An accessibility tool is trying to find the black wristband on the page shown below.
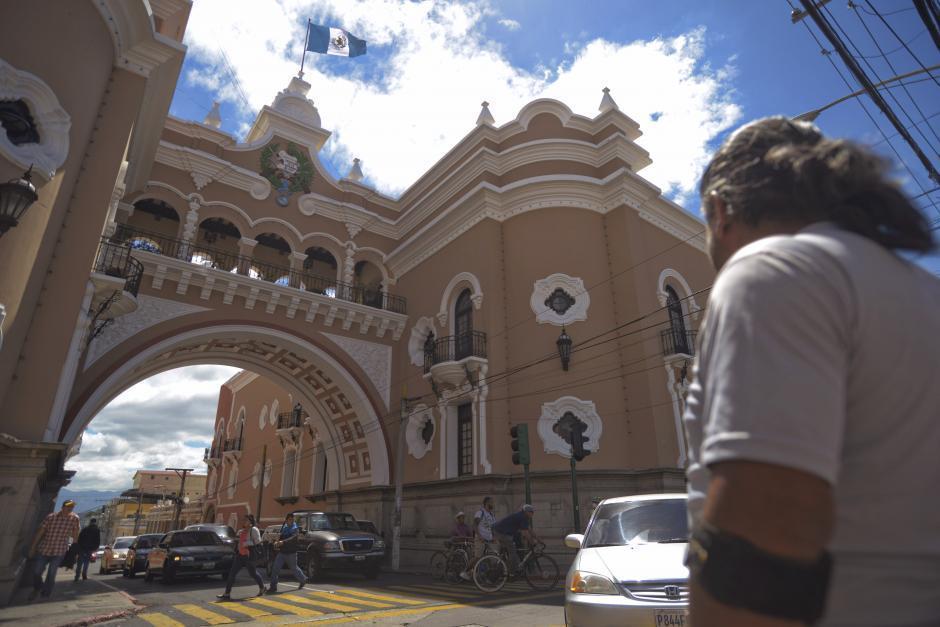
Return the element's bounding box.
[687,523,831,623]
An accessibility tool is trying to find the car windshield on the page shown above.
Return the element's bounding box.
[169,531,220,547]
[306,513,359,531]
[135,536,161,549]
[113,538,134,549]
[187,525,235,538]
[583,499,688,548]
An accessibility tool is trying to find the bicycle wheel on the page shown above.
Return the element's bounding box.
[429,550,448,580]
[473,553,508,593]
[444,548,470,584]
[523,553,559,591]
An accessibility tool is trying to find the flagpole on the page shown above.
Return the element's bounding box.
[299,18,311,78]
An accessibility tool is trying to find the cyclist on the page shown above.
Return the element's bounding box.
[493,504,538,574]
[452,512,472,540]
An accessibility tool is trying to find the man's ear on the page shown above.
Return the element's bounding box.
[706,192,731,234]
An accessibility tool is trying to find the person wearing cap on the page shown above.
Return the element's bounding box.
[452,512,472,541]
[74,517,101,582]
[493,504,538,574]
[28,500,80,601]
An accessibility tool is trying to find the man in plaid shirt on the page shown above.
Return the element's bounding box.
[28,500,80,601]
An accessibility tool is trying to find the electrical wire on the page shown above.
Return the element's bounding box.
[864,0,940,90]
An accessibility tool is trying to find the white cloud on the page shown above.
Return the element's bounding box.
[498,18,521,31]
[66,365,239,490]
[180,1,740,202]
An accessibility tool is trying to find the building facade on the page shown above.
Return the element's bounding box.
[0,0,711,600]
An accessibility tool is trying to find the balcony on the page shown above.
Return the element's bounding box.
[203,446,221,467]
[222,437,242,461]
[110,224,406,314]
[424,331,487,390]
[89,237,145,317]
[660,328,696,357]
[276,411,305,447]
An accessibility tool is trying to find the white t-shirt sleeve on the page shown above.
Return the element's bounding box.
[699,247,851,484]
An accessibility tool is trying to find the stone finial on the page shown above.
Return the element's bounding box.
[272,76,321,127]
[203,101,222,128]
[476,101,495,126]
[346,157,364,182]
[598,87,619,114]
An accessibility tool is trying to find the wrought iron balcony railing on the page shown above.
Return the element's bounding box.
[93,237,144,297]
[222,437,242,453]
[276,411,306,430]
[660,328,697,357]
[109,224,407,314]
[424,331,487,372]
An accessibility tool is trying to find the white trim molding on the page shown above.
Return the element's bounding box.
[538,396,603,458]
[0,59,71,182]
[438,272,483,327]
[530,273,590,326]
[405,404,435,459]
[656,268,701,322]
[408,316,436,368]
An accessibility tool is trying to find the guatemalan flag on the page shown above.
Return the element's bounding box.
[306,23,367,57]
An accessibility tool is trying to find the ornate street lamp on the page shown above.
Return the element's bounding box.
[0,166,38,237]
[557,326,572,371]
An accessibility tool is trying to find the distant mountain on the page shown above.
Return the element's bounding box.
[56,488,125,514]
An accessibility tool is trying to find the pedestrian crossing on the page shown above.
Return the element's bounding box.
[135,580,559,626]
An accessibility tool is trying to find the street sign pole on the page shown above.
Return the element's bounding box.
[523,462,531,506]
[570,457,581,531]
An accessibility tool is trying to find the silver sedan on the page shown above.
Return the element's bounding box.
[564,494,689,627]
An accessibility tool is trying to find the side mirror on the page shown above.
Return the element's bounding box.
[564,533,584,550]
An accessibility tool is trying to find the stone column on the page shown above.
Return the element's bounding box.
[102,160,128,238]
[343,243,356,301]
[237,237,257,276]
[177,196,200,261]
[289,251,307,289]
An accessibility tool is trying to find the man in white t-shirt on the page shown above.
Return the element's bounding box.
[685,117,939,626]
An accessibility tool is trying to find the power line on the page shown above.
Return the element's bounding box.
[865,0,940,90]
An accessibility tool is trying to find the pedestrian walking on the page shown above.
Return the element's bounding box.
[27,500,80,601]
[217,514,266,601]
[73,518,101,582]
[460,496,497,581]
[684,116,940,626]
[267,513,306,593]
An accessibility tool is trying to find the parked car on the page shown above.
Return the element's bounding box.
[95,545,106,562]
[144,530,234,584]
[100,536,136,574]
[290,511,385,580]
[564,494,689,627]
[356,520,379,535]
[184,523,237,547]
[123,533,164,578]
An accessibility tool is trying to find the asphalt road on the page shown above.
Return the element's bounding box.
[90,567,566,626]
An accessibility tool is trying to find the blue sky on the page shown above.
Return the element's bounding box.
[67,1,940,490]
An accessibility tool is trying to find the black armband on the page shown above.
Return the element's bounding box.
[686,522,831,623]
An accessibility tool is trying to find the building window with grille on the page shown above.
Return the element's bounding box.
[282,448,297,496]
[455,289,473,360]
[665,285,690,355]
[457,403,473,476]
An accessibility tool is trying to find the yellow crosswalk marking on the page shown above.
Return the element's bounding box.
[246,596,324,617]
[211,601,272,618]
[139,614,185,627]
[306,590,393,608]
[278,593,360,612]
[337,589,428,605]
[174,603,235,624]
[389,584,480,598]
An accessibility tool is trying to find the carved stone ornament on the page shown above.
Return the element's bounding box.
[530,274,590,326]
[408,317,436,368]
[260,142,314,207]
[538,396,602,458]
[322,332,392,409]
[405,404,435,459]
[0,59,71,181]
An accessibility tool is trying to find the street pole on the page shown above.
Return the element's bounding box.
[256,444,268,520]
[523,462,531,506]
[393,393,421,572]
[167,467,193,530]
[570,457,581,532]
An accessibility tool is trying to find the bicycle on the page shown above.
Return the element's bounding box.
[429,538,472,584]
[472,540,559,593]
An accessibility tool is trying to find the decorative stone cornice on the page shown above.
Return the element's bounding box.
[93,0,185,77]
[156,141,271,199]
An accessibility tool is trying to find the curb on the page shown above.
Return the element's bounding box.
[55,606,144,627]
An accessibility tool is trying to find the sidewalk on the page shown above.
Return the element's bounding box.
[0,579,140,627]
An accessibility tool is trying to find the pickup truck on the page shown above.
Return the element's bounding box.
[264,511,384,581]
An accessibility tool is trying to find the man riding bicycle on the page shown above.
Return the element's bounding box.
[493,504,538,574]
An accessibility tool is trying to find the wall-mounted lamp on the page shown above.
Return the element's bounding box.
[0,166,38,237]
[557,326,572,371]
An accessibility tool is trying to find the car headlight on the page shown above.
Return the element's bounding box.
[373,540,385,549]
[172,555,182,561]
[569,570,618,595]
[323,541,340,552]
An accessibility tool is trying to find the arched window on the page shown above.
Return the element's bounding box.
[454,289,474,360]
[282,448,297,496]
[665,286,690,355]
[312,444,327,494]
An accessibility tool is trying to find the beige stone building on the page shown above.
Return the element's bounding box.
[0,0,711,601]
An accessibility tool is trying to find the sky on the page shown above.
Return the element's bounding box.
[67,0,940,490]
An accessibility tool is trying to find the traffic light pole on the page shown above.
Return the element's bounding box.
[523,462,531,506]
[570,457,581,531]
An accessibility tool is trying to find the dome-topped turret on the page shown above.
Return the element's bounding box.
[272,76,321,128]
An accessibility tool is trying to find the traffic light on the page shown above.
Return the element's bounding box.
[571,421,590,462]
[510,424,530,466]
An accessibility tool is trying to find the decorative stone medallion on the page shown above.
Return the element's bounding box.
[260,142,313,206]
[538,396,602,458]
[405,404,435,459]
[530,274,590,326]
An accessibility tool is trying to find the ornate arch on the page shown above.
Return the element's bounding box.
[656,268,701,322]
[438,272,483,329]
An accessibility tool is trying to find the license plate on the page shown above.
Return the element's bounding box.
[654,609,689,626]
[353,555,366,561]
[202,562,215,569]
